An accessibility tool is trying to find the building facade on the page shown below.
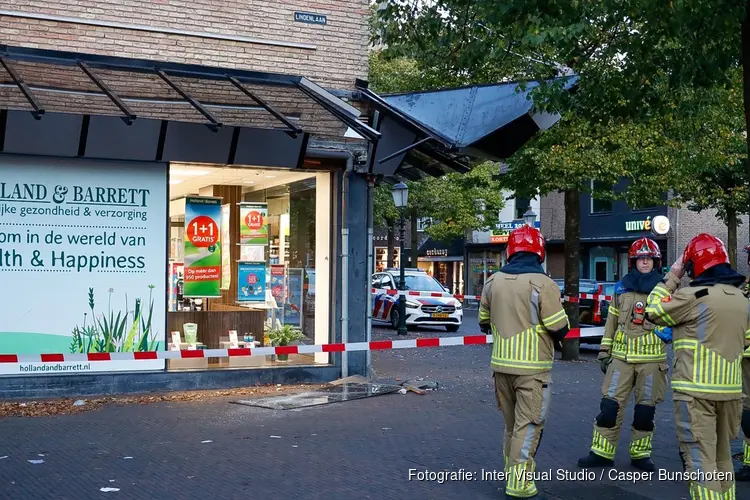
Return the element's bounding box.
[541,184,750,281]
[0,1,377,397]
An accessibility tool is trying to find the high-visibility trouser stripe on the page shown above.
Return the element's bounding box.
[629,435,653,459]
[491,359,554,370]
[693,344,742,388]
[745,328,750,339]
[671,381,743,394]
[542,309,567,326]
[505,462,538,498]
[591,429,616,460]
[689,482,727,500]
[745,441,750,466]
[608,305,619,316]
[745,346,750,358]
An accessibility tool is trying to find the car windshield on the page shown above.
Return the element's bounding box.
[403,274,445,292]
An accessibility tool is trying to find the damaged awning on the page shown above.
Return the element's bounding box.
[357,76,577,182]
[0,44,379,168]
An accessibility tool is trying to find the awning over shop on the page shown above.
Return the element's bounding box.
[418,237,465,259]
[356,76,577,182]
[0,44,379,168]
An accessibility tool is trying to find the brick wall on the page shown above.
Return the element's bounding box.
[667,206,750,277]
[0,1,370,89]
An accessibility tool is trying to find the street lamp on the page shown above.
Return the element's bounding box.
[391,182,409,336]
[523,208,537,228]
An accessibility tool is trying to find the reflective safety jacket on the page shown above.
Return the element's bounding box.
[646,271,750,401]
[479,272,569,376]
[599,285,668,364]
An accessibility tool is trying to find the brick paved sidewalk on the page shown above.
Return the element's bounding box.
[0,316,746,499]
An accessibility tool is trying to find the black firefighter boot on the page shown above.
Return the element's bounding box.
[630,457,656,472]
[577,452,614,468]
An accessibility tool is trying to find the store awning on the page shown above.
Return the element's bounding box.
[356,76,578,182]
[418,237,465,258]
[0,44,379,168]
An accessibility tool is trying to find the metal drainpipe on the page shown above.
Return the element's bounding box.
[305,148,354,379]
[365,175,375,377]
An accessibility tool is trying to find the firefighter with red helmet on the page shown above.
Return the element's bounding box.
[478,225,569,500]
[577,237,670,472]
[645,233,749,499]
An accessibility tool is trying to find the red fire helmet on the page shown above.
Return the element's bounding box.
[628,237,662,269]
[683,233,729,278]
[507,225,546,263]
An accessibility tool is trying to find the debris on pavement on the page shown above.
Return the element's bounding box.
[399,379,439,395]
[100,487,120,492]
[122,457,133,460]
[0,456,8,460]
[270,435,282,439]
[398,388,407,395]
[27,460,44,464]
[201,440,212,444]
[0,384,325,418]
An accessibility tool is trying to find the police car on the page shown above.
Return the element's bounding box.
[371,268,463,331]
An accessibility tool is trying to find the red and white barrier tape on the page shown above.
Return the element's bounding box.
[0,328,604,364]
[373,289,613,302]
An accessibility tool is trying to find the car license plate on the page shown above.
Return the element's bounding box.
[431,313,449,319]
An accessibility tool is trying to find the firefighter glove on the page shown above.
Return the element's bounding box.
[599,356,612,374]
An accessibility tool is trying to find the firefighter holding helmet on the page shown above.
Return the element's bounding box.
[644,233,749,500]
[577,237,670,472]
[478,225,569,500]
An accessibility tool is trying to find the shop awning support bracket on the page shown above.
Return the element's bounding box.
[77,61,136,125]
[294,80,381,142]
[377,136,433,164]
[0,56,44,120]
[227,76,302,138]
[155,68,222,132]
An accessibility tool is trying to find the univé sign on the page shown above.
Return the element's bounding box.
[625,215,670,235]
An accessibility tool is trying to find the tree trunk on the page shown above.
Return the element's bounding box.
[410,211,419,268]
[743,4,750,251]
[562,189,580,361]
[386,220,395,269]
[727,207,738,268]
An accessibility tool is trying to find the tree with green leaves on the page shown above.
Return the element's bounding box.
[373,0,750,360]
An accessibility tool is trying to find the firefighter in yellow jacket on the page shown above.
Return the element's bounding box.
[577,237,669,472]
[738,244,750,482]
[644,233,750,500]
[479,225,569,500]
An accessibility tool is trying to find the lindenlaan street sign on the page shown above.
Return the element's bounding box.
[294,12,327,25]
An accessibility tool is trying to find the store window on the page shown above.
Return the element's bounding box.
[167,163,332,370]
[374,247,400,273]
[590,180,613,214]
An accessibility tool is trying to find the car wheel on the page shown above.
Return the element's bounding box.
[445,325,459,332]
[390,308,400,330]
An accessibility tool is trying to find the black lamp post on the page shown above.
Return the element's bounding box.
[391,182,409,336]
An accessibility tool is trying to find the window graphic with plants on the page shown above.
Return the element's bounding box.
[69,286,161,353]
